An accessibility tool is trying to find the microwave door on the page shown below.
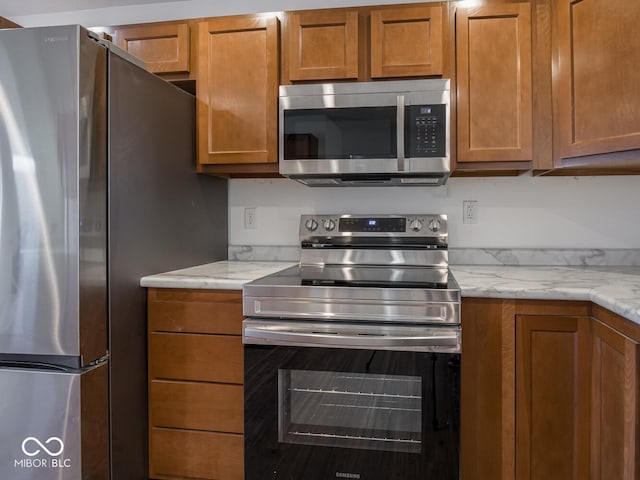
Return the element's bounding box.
[279,92,402,176]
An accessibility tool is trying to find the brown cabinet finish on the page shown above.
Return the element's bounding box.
[288,10,359,81]
[197,15,279,167]
[148,288,245,480]
[456,3,532,165]
[113,22,191,75]
[554,0,640,165]
[149,428,243,480]
[370,5,443,78]
[515,315,591,480]
[590,318,639,480]
[460,298,515,480]
[0,17,21,28]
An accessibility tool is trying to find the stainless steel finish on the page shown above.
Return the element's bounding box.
[299,214,448,241]
[243,320,461,353]
[0,362,108,479]
[397,94,405,172]
[0,25,228,480]
[299,248,448,267]
[0,25,107,363]
[278,79,450,185]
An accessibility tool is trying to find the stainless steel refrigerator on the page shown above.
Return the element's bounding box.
[0,25,228,479]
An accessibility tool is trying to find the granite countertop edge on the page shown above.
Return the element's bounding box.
[140,262,640,326]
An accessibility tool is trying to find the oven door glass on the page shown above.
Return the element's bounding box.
[283,107,397,160]
[279,369,422,453]
[245,345,459,480]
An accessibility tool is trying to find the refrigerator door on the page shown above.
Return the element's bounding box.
[0,362,109,479]
[0,25,107,365]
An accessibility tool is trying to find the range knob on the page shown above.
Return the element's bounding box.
[428,218,441,232]
[409,219,423,232]
[305,218,319,232]
[323,219,336,232]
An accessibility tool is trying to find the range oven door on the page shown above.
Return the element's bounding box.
[243,320,460,480]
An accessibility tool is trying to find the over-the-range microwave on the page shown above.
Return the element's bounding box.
[279,79,450,186]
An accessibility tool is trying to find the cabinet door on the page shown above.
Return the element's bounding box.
[113,22,190,75]
[590,319,639,480]
[370,5,443,79]
[197,15,279,165]
[555,0,640,160]
[0,16,20,28]
[456,4,532,163]
[287,10,359,81]
[515,315,591,480]
[460,298,516,480]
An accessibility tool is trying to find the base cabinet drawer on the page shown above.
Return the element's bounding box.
[150,380,243,433]
[149,332,243,384]
[149,428,243,480]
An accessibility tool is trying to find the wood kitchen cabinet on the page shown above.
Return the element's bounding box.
[455,3,532,170]
[112,21,194,79]
[196,14,280,176]
[0,17,21,28]
[551,0,640,172]
[147,288,244,480]
[282,3,447,83]
[461,298,640,480]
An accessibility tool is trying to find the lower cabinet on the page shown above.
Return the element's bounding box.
[147,288,244,480]
[462,298,640,480]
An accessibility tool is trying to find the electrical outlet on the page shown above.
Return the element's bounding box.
[244,207,256,229]
[463,200,478,224]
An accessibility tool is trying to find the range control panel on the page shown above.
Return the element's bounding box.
[299,214,448,240]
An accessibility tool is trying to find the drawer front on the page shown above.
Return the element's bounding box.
[149,289,243,335]
[150,428,243,480]
[149,332,243,384]
[150,380,243,433]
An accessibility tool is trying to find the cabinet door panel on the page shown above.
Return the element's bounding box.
[456,4,532,163]
[370,6,443,78]
[555,0,640,159]
[197,16,279,165]
[150,380,243,433]
[515,315,591,480]
[149,428,243,480]
[149,332,243,384]
[288,11,359,81]
[113,23,190,74]
[591,320,639,480]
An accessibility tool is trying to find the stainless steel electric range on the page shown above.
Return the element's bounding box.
[242,214,461,480]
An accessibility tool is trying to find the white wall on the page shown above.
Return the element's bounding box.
[229,175,640,248]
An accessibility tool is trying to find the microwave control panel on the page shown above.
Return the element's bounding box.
[406,104,447,158]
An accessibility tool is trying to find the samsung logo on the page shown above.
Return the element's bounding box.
[44,36,68,43]
[336,473,360,479]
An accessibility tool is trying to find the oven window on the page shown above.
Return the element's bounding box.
[283,107,397,160]
[278,369,422,453]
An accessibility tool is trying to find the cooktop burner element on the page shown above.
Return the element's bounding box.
[243,214,460,325]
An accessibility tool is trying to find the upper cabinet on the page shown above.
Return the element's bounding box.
[0,17,21,28]
[283,3,447,83]
[552,0,640,171]
[196,14,280,173]
[287,10,359,81]
[112,21,193,79]
[370,5,443,78]
[455,4,532,167]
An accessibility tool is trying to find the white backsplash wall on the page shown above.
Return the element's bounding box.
[229,175,640,249]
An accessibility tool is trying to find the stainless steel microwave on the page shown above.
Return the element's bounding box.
[279,79,450,186]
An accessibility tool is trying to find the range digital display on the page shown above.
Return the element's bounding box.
[339,217,406,233]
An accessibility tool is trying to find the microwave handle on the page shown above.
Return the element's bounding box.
[397,95,405,172]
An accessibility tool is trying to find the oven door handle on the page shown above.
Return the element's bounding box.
[242,321,460,352]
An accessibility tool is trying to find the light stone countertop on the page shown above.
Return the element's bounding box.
[140,262,640,325]
[140,261,297,290]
